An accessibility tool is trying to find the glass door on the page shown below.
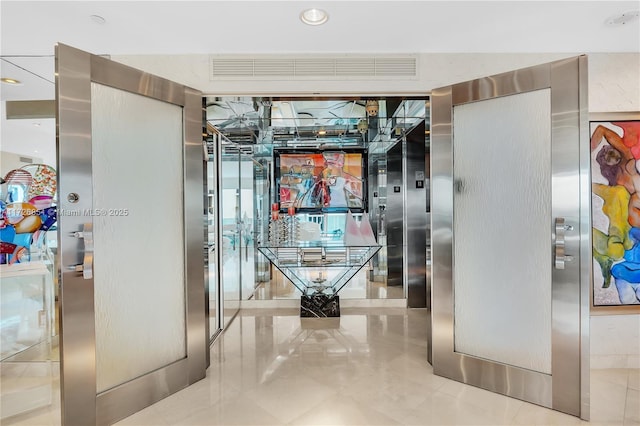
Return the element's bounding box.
[431,56,590,418]
[239,150,256,301]
[55,44,207,425]
[219,145,241,327]
[206,136,220,341]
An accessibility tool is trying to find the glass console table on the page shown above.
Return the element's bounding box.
[257,241,380,317]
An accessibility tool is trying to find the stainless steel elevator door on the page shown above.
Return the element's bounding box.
[56,44,206,426]
[431,56,590,418]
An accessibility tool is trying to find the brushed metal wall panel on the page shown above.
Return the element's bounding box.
[578,56,591,421]
[386,141,404,288]
[56,42,97,426]
[405,122,427,308]
[549,57,584,417]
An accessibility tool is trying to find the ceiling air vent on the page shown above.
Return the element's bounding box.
[19,156,33,164]
[211,59,254,77]
[210,55,417,80]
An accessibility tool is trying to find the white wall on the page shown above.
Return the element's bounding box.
[1,151,43,175]
[591,314,640,369]
[112,51,640,367]
[112,52,640,112]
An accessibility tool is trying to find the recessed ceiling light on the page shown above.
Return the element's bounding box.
[606,10,639,26]
[33,122,41,127]
[1,77,22,85]
[90,14,106,24]
[300,8,328,26]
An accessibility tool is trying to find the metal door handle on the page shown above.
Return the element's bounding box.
[69,223,93,279]
[66,264,85,272]
[554,217,573,269]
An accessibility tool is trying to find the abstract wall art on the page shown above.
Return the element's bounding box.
[275,150,366,212]
[591,115,640,311]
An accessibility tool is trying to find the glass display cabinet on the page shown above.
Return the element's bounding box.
[1,260,55,419]
[257,209,380,317]
[258,241,380,317]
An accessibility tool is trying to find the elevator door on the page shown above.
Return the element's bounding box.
[431,56,590,418]
[56,44,206,425]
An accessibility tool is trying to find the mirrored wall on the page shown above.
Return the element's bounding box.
[206,97,430,307]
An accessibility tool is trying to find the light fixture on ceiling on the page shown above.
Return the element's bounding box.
[1,77,22,85]
[300,8,328,26]
[606,10,639,26]
[90,14,106,24]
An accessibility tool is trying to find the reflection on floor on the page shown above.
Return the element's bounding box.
[3,309,639,425]
[113,308,635,426]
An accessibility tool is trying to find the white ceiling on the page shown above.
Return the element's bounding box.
[2,1,639,56]
[1,0,639,167]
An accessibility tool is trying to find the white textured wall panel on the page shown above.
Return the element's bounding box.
[453,89,552,374]
[91,83,186,393]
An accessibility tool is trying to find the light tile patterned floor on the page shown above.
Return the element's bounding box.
[3,308,638,425]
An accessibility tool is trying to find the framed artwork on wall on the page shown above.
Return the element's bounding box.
[274,149,367,213]
[590,112,640,314]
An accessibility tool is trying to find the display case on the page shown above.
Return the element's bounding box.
[258,242,380,294]
[258,209,380,317]
[258,242,379,317]
[1,260,55,419]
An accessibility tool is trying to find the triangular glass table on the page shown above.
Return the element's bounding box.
[257,241,381,317]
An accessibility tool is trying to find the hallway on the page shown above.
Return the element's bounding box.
[109,308,638,426]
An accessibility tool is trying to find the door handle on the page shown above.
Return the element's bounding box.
[68,223,93,279]
[554,217,574,269]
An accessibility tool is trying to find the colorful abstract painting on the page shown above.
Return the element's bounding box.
[277,151,365,211]
[591,119,640,306]
[1,164,57,264]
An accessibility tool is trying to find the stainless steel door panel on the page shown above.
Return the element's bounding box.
[550,56,584,416]
[56,44,97,424]
[431,56,589,418]
[56,44,206,425]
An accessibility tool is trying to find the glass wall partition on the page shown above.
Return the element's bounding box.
[1,66,60,423]
[206,134,220,340]
[1,227,58,421]
[219,144,241,327]
[239,150,257,301]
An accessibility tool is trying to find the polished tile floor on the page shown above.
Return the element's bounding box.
[3,308,639,425]
[115,308,636,426]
